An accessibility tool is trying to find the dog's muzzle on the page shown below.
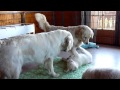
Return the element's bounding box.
[85,42,89,44]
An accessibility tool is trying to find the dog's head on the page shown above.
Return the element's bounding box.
[82,68,120,79]
[65,56,78,72]
[61,34,73,52]
[76,25,94,44]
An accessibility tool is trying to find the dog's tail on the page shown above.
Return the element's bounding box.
[35,13,73,32]
[35,13,50,32]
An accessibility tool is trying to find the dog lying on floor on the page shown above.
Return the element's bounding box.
[82,68,120,79]
[35,13,94,55]
[0,30,73,79]
[62,47,92,72]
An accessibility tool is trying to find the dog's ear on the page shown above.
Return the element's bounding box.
[90,31,94,39]
[75,29,82,38]
[65,35,73,52]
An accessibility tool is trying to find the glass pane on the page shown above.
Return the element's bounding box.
[91,11,98,15]
[103,15,116,30]
[97,16,103,29]
[103,11,116,15]
[91,16,102,29]
[91,11,116,30]
[91,11,103,15]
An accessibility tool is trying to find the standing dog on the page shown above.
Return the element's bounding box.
[35,13,94,55]
[0,30,73,79]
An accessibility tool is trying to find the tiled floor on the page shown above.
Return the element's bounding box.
[22,44,120,73]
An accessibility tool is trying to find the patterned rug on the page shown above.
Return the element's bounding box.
[19,57,93,79]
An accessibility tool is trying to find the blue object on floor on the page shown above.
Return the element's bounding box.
[81,42,99,49]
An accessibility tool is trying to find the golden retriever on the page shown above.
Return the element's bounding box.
[82,68,120,79]
[35,13,94,55]
[0,30,73,79]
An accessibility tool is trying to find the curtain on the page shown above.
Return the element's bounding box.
[115,11,120,46]
[81,11,91,26]
[81,11,96,42]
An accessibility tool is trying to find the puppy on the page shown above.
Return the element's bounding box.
[0,30,73,79]
[63,47,92,72]
[35,13,94,54]
[82,68,120,79]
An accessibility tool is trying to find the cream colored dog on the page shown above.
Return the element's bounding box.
[35,13,94,55]
[63,47,92,72]
[0,30,73,79]
[82,68,120,79]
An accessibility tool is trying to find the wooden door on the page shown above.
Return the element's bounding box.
[91,11,116,45]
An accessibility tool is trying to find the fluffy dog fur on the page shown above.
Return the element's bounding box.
[0,30,73,79]
[63,47,92,72]
[35,13,94,54]
[82,68,120,79]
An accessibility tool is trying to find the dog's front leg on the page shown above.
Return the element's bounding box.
[76,41,83,50]
[65,68,70,72]
[45,58,59,77]
[70,47,79,57]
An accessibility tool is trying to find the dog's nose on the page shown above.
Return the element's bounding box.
[63,49,67,52]
[85,42,89,44]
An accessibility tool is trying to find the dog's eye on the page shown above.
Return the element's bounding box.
[70,60,73,62]
[84,37,87,40]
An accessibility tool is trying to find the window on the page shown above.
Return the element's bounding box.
[91,11,116,30]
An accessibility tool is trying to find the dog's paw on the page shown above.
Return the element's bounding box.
[61,58,67,61]
[76,47,80,50]
[52,73,60,77]
[64,69,70,73]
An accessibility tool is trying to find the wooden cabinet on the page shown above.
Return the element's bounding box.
[0,11,21,26]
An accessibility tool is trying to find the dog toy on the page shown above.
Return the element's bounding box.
[80,42,99,49]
